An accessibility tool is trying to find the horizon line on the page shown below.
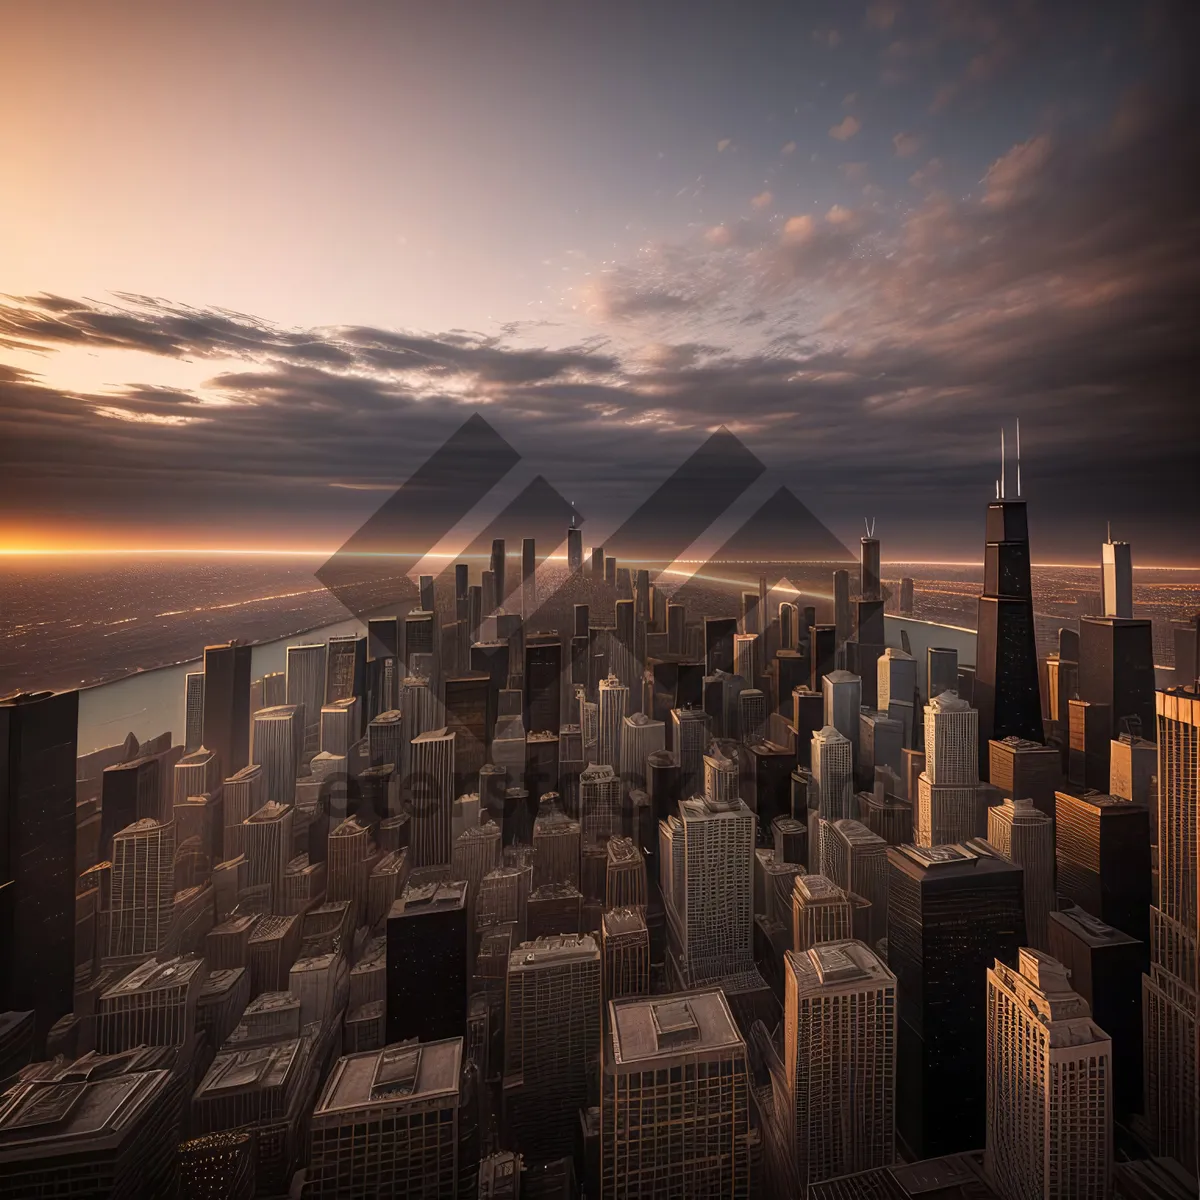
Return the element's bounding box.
[0,547,1198,571]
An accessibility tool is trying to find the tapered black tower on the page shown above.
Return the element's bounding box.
[974,498,1043,773]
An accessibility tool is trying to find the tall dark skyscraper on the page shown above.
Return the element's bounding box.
[704,616,737,676]
[0,690,79,1050]
[490,538,507,606]
[524,636,563,734]
[887,840,1026,1159]
[203,641,253,780]
[973,500,1043,770]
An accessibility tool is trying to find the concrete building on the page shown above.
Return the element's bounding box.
[988,797,1055,950]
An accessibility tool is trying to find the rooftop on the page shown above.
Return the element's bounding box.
[392,880,468,917]
[788,941,895,991]
[610,989,743,1065]
[101,956,204,999]
[1050,904,1140,947]
[315,1038,462,1114]
[510,933,599,970]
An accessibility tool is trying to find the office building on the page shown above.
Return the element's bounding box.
[742,739,795,841]
[887,840,1026,1158]
[185,671,206,752]
[1055,789,1150,944]
[1102,536,1133,618]
[100,753,161,857]
[173,745,219,810]
[820,820,888,946]
[307,1038,468,1199]
[532,798,580,890]
[286,642,328,754]
[601,906,650,1000]
[823,670,862,749]
[704,616,738,675]
[241,800,294,914]
[988,735,1062,820]
[703,749,739,805]
[917,691,982,847]
[327,815,378,926]
[859,711,904,793]
[598,675,628,770]
[974,499,1043,763]
[812,726,854,821]
[176,1131,256,1200]
[785,941,897,1190]
[927,646,959,703]
[0,689,79,1048]
[792,873,854,952]
[671,706,710,799]
[107,818,176,960]
[1144,683,1199,1173]
[386,880,469,1045]
[1078,613,1156,761]
[985,949,1113,1200]
[878,647,918,747]
[988,797,1054,950]
[579,762,622,846]
[1048,905,1143,1119]
[95,954,206,1053]
[503,934,601,1161]
[659,795,756,986]
[619,711,665,793]
[524,637,563,735]
[222,763,263,860]
[602,990,753,1197]
[203,641,253,779]
[252,705,303,806]
[410,727,455,867]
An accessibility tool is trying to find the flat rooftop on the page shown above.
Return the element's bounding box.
[314,1038,463,1115]
[610,989,743,1066]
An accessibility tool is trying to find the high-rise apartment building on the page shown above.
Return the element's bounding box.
[503,934,601,1161]
[988,797,1054,950]
[985,948,1113,1200]
[602,990,753,1198]
[785,941,897,1190]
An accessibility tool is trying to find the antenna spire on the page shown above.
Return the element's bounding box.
[1000,428,1006,499]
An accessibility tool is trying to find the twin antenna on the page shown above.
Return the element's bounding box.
[864,517,876,538]
[996,417,1022,500]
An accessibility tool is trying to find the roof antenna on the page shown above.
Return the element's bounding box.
[864,517,876,539]
[1000,427,1006,500]
[1015,417,1021,498]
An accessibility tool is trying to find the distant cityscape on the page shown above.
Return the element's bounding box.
[1,491,1198,1199]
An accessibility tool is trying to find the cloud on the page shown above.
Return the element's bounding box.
[908,157,943,188]
[780,141,797,156]
[717,138,732,152]
[980,134,1053,207]
[751,191,773,210]
[892,131,923,158]
[829,115,862,141]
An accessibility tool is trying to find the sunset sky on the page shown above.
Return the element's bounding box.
[1,0,1197,562]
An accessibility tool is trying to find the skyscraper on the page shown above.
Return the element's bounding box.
[811,726,854,821]
[1101,535,1133,619]
[252,705,303,805]
[917,691,982,847]
[820,820,888,946]
[242,800,294,913]
[386,880,469,1044]
[307,1038,467,1200]
[988,797,1054,950]
[659,794,756,986]
[823,670,862,749]
[985,948,1113,1200]
[579,762,622,845]
[503,934,601,1161]
[521,537,536,619]
[784,941,897,1190]
[887,840,1026,1158]
[410,728,455,867]
[1144,683,1199,1173]
[791,874,854,952]
[107,818,176,959]
[988,735,1063,820]
[286,641,327,753]
[974,500,1043,767]
[598,675,628,770]
[185,671,206,753]
[671,706,710,799]
[203,641,253,780]
[877,647,918,748]
[602,990,753,1197]
[0,689,79,1048]
[619,711,665,794]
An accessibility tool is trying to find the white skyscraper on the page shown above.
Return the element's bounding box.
[811,726,854,820]
[410,727,455,867]
[785,941,897,1190]
[1101,535,1133,619]
[917,690,982,846]
[986,948,1113,1199]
